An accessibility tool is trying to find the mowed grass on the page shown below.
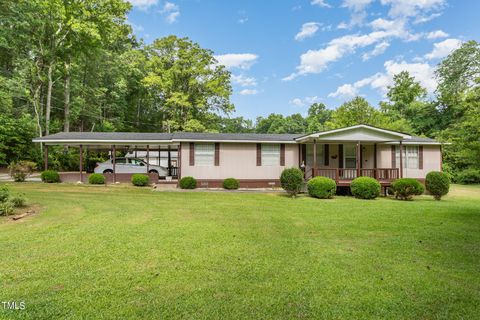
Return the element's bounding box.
[1,183,480,319]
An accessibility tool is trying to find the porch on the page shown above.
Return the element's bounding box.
[310,168,400,186]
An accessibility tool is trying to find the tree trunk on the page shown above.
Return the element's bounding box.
[45,63,53,136]
[64,60,71,132]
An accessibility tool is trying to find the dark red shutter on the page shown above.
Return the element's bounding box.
[189,142,195,166]
[280,144,285,166]
[391,145,396,168]
[419,146,423,169]
[256,144,261,166]
[324,144,329,166]
[214,143,220,166]
[338,144,344,168]
[302,145,307,165]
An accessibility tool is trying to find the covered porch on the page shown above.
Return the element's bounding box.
[296,126,409,186]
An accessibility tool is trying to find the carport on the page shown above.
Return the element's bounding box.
[33,132,181,184]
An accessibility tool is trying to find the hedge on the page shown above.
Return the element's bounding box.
[307,176,336,199]
[41,170,60,183]
[179,176,197,189]
[223,178,239,190]
[456,169,480,185]
[89,173,105,185]
[131,174,150,186]
[391,178,424,200]
[350,177,381,199]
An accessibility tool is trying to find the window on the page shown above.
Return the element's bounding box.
[344,144,357,168]
[261,144,280,166]
[195,143,215,166]
[396,146,419,169]
[306,144,324,167]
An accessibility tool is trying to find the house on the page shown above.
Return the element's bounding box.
[33,124,443,188]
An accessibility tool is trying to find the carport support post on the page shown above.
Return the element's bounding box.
[44,144,49,171]
[167,145,171,176]
[146,145,150,173]
[112,145,116,183]
[79,144,83,183]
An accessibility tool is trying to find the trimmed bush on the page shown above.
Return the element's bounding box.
[456,169,480,185]
[307,176,336,199]
[8,161,36,182]
[0,201,14,216]
[41,170,60,183]
[179,176,197,189]
[10,194,26,207]
[426,171,450,200]
[131,174,149,187]
[391,178,424,200]
[223,178,239,190]
[89,173,105,185]
[280,167,304,197]
[0,185,10,203]
[350,177,381,200]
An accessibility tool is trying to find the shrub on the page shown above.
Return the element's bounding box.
[350,177,381,200]
[131,174,150,186]
[8,161,36,182]
[10,193,26,207]
[89,173,105,185]
[391,178,425,200]
[280,168,304,197]
[223,178,239,190]
[0,185,10,203]
[307,177,336,199]
[0,201,14,216]
[41,170,60,183]
[456,169,480,185]
[179,176,197,189]
[426,171,450,200]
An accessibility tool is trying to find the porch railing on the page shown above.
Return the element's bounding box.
[311,168,399,182]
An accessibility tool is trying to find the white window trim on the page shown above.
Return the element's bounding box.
[194,143,215,166]
[261,144,280,166]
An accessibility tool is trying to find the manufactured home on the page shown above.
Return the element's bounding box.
[33,124,443,188]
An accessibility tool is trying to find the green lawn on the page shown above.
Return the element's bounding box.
[1,183,479,319]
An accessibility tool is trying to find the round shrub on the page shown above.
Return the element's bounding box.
[179,176,197,189]
[131,174,150,187]
[223,178,239,190]
[280,167,304,197]
[41,170,60,183]
[89,173,105,185]
[307,176,336,199]
[391,178,424,200]
[350,177,381,200]
[426,171,450,200]
[456,169,480,185]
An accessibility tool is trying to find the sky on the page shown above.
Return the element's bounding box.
[127,0,480,120]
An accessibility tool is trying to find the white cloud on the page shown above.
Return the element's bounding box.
[362,41,390,60]
[413,12,442,24]
[238,17,248,24]
[289,96,320,107]
[425,38,462,60]
[129,0,158,9]
[329,59,438,99]
[311,0,331,8]
[337,0,374,29]
[214,53,259,70]
[426,30,449,39]
[342,0,374,11]
[231,74,257,87]
[239,89,259,95]
[160,2,180,24]
[380,0,445,18]
[295,22,321,41]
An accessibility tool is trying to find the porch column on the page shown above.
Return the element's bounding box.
[373,143,377,179]
[313,139,317,177]
[112,145,116,183]
[79,144,83,183]
[44,144,49,171]
[167,145,172,176]
[178,144,182,180]
[146,145,150,173]
[135,146,137,158]
[399,141,403,178]
[356,141,361,177]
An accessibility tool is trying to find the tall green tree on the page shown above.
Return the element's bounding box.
[306,102,332,133]
[327,97,384,129]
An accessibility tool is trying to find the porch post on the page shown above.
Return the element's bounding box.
[167,145,172,176]
[356,141,361,177]
[79,144,83,183]
[112,145,116,183]
[399,141,403,178]
[146,145,150,173]
[135,146,137,158]
[44,144,49,171]
[178,143,182,180]
[313,140,317,177]
[374,143,377,179]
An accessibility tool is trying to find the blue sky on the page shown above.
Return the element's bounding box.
[128,0,480,120]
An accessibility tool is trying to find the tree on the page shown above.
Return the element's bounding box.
[327,97,384,128]
[306,103,332,133]
[142,36,233,132]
